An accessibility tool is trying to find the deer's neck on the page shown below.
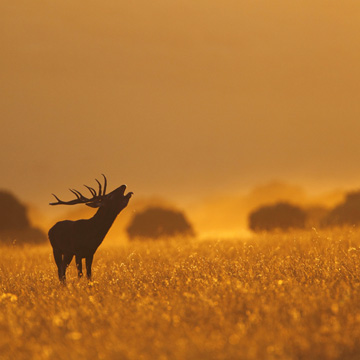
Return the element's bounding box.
[90,206,120,243]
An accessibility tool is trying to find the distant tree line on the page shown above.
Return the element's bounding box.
[4,187,360,243]
[248,190,360,232]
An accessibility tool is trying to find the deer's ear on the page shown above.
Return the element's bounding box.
[86,199,105,208]
[86,202,100,208]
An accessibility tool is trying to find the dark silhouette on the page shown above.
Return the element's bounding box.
[0,190,46,244]
[126,206,194,240]
[0,191,30,230]
[48,175,132,282]
[249,202,307,232]
[322,191,360,227]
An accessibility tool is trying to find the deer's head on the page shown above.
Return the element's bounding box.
[102,184,133,212]
[49,174,133,210]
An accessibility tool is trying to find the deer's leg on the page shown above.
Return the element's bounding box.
[75,255,83,278]
[61,254,74,282]
[85,254,94,280]
[53,249,63,281]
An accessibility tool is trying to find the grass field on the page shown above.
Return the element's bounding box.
[1,230,360,360]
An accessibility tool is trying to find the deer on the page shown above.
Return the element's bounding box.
[48,174,133,282]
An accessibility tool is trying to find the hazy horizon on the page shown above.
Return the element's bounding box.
[20,179,348,241]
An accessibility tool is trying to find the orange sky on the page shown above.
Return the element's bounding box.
[1,1,360,218]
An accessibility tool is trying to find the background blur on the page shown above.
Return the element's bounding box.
[1,1,360,237]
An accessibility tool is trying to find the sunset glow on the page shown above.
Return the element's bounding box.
[2,2,360,359]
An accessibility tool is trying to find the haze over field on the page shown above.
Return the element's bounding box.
[1,1,360,230]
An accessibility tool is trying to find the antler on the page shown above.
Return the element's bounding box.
[50,174,108,207]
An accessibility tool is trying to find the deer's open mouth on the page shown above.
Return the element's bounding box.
[119,184,127,196]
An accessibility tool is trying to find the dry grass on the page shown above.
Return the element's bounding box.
[1,229,360,359]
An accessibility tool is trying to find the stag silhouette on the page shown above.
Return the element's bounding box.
[48,175,133,282]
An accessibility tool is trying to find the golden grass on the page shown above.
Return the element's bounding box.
[1,229,360,359]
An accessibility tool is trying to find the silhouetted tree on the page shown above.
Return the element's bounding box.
[249,202,307,232]
[0,190,46,244]
[0,191,30,231]
[126,206,195,240]
[322,191,360,227]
